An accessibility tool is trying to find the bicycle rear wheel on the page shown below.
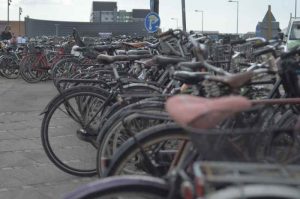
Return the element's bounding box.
[64,176,170,199]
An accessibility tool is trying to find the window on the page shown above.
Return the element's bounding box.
[290,23,300,40]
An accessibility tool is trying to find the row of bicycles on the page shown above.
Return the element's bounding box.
[0,32,155,83]
[0,38,76,82]
[37,29,300,198]
[4,28,300,198]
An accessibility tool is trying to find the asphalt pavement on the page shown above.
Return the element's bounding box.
[0,78,95,199]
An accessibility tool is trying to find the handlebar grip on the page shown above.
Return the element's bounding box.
[281,46,300,59]
[157,29,173,38]
[230,39,246,45]
[253,47,275,57]
[252,41,270,49]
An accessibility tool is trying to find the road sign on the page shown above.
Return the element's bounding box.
[144,12,161,33]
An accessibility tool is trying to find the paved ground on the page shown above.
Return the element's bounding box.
[0,78,95,199]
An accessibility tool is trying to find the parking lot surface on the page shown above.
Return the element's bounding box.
[0,79,95,199]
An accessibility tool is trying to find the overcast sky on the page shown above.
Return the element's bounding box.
[0,0,297,33]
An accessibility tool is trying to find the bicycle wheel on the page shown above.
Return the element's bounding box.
[266,110,299,163]
[0,54,20,79]
[97,106,166,176]
[20,54,47,83]
[41,86,112,176]
[64,176,170,199]
[52,57,81,84]
[102,123,189,177]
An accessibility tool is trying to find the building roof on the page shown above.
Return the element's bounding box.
[132,9,150,19]
[92,1,117,11]
[262,5,276,22]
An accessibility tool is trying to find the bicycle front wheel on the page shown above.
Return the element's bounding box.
[41,86,111,176]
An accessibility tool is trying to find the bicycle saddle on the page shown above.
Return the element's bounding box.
[97,54,153,64]
[172,71,209,84]
[208,71,254,89]
[94,45,122,52]
[123,42,147,48]
[166,95,252,128]
[116,50,127,55]
[155,55,187,66]
[5,47,13,52]
[73,46,87,52]
[127,50,150,56]
[176,62,204,71]
[35,45,44,49]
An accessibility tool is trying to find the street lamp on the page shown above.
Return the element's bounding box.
[19,7,23,35]
[171,18,179,29]
[296,0,298,17]
[8,0,12,25]
[195,10,204,34]
[228,0,239,34]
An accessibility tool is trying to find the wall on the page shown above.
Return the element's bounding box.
[0,21,25,36]
[25,17,148,37]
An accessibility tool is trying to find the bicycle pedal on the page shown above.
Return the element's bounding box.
[76,129,97,142]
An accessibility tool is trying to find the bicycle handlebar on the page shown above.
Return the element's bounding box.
[156,29,174,38]
[230,39,247,45]
[281,46,300,59]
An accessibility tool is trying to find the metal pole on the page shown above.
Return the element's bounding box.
[19,7,20,35]
[296,0,298,18]
[7,0,10,25]
[19,13,20,35]
[229,1,239,34]
[237,1,239,34]
[55,24,59,37]
[181,0,186,31]
[202,11,204,33]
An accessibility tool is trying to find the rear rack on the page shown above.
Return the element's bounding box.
[193,161,300,186]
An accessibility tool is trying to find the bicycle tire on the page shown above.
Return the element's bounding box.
[102,123,188,177]
[0,54,20,79]
[97,105,166,176]
[51,57,81,84]
[207,184,300,199]
[64,176,170,199]
[20,54,47,83]
[41,86,111,176]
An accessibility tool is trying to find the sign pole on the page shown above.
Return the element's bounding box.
[181,0,186,31]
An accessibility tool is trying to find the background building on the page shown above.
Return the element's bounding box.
[256,5,280,39]
[20,1,151,37]
[0,21,25,36]
[24,17,148,37]
[90,1,118,23]
[132,9,150,22]
[90,1,150,23]
[117,10,133,22]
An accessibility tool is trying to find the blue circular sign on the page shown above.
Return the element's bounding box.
[144,12,161,33]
